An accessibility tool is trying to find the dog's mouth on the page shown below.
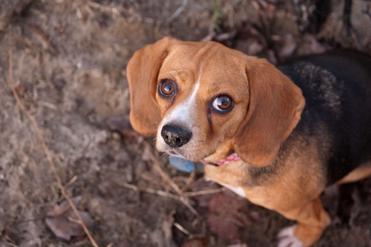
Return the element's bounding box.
[202,153,241,166]
[167,149,241,170]
[166,147,242,172]
[167,149,184,158]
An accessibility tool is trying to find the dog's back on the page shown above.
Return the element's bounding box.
[279,51,371,184]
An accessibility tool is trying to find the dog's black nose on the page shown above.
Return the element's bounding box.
[161,124,192,148]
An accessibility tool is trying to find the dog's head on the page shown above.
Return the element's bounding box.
[127,37,305,167]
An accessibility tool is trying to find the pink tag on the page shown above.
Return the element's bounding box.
[217,153,240,166]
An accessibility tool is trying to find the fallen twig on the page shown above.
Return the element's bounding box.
[119,182,180,201]
[140,172,164,187]
[6,51,99,247]
[180,172,197,192]
[185,188,224,197]
[120,181,223,201]
[173,222,191,236]
[144,143,198,215]
[169,0,189,21]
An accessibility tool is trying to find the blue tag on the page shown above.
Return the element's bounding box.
[168,156,199,173]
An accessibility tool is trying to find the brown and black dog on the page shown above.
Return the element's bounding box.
[126,37,371,246]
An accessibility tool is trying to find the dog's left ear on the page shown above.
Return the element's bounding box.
[234,57,305,167]
[126,37,176,136]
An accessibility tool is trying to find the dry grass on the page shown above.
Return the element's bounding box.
[5,51,100,247]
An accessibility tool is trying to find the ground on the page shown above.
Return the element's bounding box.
[0,0,370,246]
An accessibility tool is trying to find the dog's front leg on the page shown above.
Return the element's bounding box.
[277,197,330,247]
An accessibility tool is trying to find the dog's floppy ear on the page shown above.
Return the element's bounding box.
[234,58,305,167]
[126,37,176,136]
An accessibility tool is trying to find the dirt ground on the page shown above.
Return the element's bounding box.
[0,0,370,246]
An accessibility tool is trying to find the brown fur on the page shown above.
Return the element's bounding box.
[235,58,305,167]
[127,37,175,136]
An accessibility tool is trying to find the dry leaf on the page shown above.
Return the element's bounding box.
[182,237,208,247]
[45,196,94,241]
[207,192,250,241]
[276,34,297,59]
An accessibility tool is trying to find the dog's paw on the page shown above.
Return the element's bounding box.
[277,225,304,247]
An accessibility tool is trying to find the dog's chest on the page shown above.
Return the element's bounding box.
[204,161,282,208]
[218,182,246,197]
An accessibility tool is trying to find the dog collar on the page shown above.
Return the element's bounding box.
[168,153,241,173]
[168,156,200,173]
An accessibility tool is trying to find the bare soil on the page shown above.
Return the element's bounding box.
[0,0,370,246]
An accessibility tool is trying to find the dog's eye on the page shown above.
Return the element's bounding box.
[211,95,234,113]
[158,79,177,98]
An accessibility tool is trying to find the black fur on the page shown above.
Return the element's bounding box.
[279,51,371,184]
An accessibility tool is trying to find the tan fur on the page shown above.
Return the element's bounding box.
[337,162,371,184]
[127,37,176,136]
[203,139,234,163]
[235,58,305,167]
[205,134,328,246]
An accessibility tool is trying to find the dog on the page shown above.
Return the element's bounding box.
[126,37,371,247]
